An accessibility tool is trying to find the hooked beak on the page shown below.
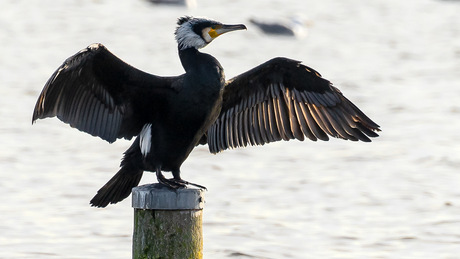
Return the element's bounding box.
[210,24,247,39]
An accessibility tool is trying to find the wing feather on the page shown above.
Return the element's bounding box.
[285,87,304,141]
[261,102,272,142]
[293,99,317,141]
[300,102,329,141]
[250,107,261,145]
[257,103,268,143]
[243,100,252,146]
[268,98,282,142]
[219,114,226,152]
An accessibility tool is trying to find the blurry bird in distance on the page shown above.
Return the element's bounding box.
[249,16,312,38]
[145,0,196,8]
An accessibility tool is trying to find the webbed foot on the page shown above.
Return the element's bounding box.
[157,175,187,189]
[155,169,206,190]
[173,178,207,190]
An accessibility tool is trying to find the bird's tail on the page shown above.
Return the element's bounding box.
[90,165,143,208]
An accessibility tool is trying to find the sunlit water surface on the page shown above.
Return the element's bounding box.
[1,0,460,258]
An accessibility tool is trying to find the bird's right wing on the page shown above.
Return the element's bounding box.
[205,57,380,153]
[32,43,179,143]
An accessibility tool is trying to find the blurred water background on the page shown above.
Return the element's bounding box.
[1,0,460,258]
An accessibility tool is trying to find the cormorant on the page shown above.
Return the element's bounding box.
[32,16,380,208]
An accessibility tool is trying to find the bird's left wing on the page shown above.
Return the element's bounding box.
[32,43,178,143]
[205,57,380,153]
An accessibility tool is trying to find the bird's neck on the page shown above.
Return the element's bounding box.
[179,47,198,72]
[178,47,222,74]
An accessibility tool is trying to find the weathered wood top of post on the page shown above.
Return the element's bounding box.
[132,183,205,210]
[132,183,205,258]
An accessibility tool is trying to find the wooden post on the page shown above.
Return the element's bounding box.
[132,184,205,259]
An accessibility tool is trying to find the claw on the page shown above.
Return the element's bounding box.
[174,179,207,190]
[156,169,185,189]
[156,168,207,190]
[159,178,207,190]
[158,177,186,189]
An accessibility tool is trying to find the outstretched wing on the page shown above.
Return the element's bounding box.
[32,43,178,143]
[206,57,380,153]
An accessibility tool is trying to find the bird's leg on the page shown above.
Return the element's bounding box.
[172,169,207,190]
[155,168,185,189]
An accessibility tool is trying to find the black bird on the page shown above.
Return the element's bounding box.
[32,16,380,208]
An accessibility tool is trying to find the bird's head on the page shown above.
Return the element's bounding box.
[175,16,247,50]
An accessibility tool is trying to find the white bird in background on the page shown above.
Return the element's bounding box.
[249,16,312,38]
